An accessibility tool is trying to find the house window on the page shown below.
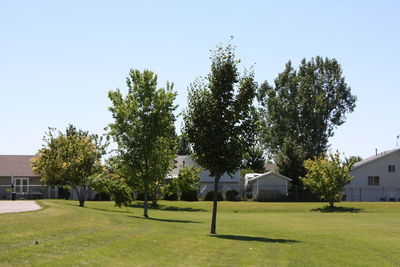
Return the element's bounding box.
[368,176,379,186]
[15,178,29,193]
[388,165,395,172]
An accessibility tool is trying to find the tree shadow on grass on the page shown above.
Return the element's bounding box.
[311,206,363,213]
[130,203,206,212]
[129,215,202,223]
[210,235,299,243]
[62,202,131,214]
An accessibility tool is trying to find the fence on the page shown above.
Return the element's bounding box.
[344,186,400,202]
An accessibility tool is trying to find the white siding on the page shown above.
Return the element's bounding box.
[345,151,400,201]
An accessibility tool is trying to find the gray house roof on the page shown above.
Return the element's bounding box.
[0,155,39,177]
[352,149,400,170]
[246,171,292,182]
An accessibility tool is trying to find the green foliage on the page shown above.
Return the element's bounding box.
[204,191,223,201]
[177,134,191,155]
[163,191,178,201]
[258,57,357,185]
[93,171,133,208]
[240,168,254,179]
[302,152,355,207]
[242,146,266,173]
[180,189,198,201]
[31,125,107,207]
[164,165,200,200]
[225,189,240,201]
[184,40,257,233]
[107,69,177,217]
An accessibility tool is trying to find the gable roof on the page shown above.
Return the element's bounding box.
[352,149,400,170]
[0,155,39,177]
[246,171,292,182]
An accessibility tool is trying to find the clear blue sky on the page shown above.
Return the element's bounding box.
[1,0,399,159]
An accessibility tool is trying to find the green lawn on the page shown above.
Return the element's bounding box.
[0,200,399,266]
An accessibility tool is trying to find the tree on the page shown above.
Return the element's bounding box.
[108,69,177,218]
[241,145,266,173]
[302,152,355,207]
[258,57,357,187]
[165,165,201,200]
[184,41,257,234]
[32,125,107,207]
[92,158,133,208]
[177,134,191,155]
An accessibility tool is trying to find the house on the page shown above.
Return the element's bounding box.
[344,149,400,202]
[0,155,58,199]
[244,171,292,201]
[170,155,241,199]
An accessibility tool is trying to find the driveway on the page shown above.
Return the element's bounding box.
[0,201,42,214]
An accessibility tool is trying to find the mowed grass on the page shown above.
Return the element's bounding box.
[0,200,399,267]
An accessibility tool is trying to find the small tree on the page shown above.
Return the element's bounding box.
[164,166,200,200]
[93,160,133,208]
[32,125,107,207]
[184,41,257,234]
[302,152,355,207]
[108,69,177,217]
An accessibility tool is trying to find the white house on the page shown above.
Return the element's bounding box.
[244,172,292,201]
[169,155,241,199]
[344,149,400,202]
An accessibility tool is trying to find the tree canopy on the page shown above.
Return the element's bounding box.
[302,152,355,207]
[32,125,107,207]
[184,41,257,234]
[107,69,177,217]
[258,56,357,187]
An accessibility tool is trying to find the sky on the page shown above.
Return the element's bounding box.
[1,0,399,159]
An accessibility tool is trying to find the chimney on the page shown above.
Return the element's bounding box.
[375,148,378,156]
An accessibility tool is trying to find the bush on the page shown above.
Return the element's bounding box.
[94,192,111,201]
[180,189,198,201]
[204,190,223,201]
[135,192,152,201]
[164,192,178,201]
[225,189,239,201]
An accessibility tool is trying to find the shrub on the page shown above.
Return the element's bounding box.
[164,192,178,201]
[94,192,111,201]
[225,189,239,201]
[180,189,198,201]
[135,192,152,201]
[204,190,223,201]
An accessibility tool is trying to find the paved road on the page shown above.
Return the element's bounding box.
[0,200,42,214]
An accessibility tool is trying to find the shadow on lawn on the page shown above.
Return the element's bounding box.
[129,215,202,223]
[130,203,206,212]
[311,206,363,213]
[62,202,131,214]
[211,235,299,243]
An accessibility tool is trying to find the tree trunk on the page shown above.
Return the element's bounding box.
[74,187,86,207]
[151,187,158,207]
[143,188,149,218]
[210,176,220,234]
[329,200,335,208]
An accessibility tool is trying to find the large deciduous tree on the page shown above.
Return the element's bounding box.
[184,42,257,234]
[108,69,177,218]
[302,152,355,207]
[258,57,356,189]
[32,125,107,207]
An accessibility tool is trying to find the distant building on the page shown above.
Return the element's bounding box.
[345,149,400,202]
[169,155,241,199]
[244,172,292,201]
[0,155,58,199]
